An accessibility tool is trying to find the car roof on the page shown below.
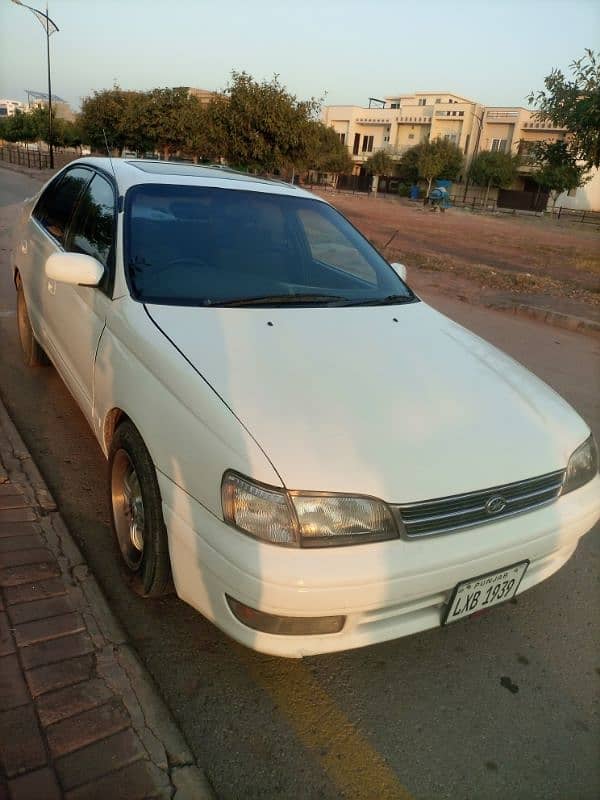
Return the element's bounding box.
[66,157,325,202]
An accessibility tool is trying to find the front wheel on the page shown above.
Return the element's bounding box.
[109,420,173,597]
[16,283,49,367]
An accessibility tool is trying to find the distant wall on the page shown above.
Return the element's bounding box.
[554,168,600,211]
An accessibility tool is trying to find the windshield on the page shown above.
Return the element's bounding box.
[124,184,415,307]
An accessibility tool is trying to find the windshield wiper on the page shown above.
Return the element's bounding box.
[207,293,350,307]
[336,294,416,307]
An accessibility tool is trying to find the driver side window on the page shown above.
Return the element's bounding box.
[32,167,92,247]
[66,173,116,294]
[67,174,116,268]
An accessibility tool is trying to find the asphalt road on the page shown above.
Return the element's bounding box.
[1,166,599,800]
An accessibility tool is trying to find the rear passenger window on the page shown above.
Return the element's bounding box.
[67,174,116,269]
[32,167,92,246]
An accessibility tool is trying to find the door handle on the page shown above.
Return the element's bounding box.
[47,278,56,295]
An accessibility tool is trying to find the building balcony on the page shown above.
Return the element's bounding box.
[351,145,413,161]
[521,120,566,131]
[397,115,432,124]
[485,110,519,120]
[434,110,465,118]
[353,114,396,125]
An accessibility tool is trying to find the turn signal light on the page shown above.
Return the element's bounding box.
[226,596,345,636]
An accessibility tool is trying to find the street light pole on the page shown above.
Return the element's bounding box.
[45,3,54,168]
[10,0,59,169]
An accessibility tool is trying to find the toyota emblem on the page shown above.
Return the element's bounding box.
[485,495,507,515]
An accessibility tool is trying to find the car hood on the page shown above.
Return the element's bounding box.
[146,301,588,502]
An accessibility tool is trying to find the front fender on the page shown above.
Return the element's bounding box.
[94,298,282,517]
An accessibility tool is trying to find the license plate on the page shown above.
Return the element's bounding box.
[443,560,529,625]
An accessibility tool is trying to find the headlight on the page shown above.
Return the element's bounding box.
[562,435,598,495]
[221,472,398,547]
[221,472,297,545]
[290,493,397,547]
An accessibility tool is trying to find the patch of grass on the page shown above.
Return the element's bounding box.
[391,248,600,306]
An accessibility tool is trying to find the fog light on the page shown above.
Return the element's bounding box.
[226,596,345,635]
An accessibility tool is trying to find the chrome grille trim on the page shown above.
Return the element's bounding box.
[394,469,565,538]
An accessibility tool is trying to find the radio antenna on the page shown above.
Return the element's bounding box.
[102,128,117,180]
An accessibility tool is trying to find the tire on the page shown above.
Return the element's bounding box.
[109,420,173,597]
[16,284,49,367]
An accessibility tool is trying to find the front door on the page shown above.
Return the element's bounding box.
[25,166,93,352]
[43,171,117,422]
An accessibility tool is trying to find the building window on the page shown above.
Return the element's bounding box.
[408,134,415,140]
[390,103,399,109]
[491,138,507,153]
[361,135,374,153]
[353,132,360,155]
[464,133,470,154]
[458,111,464,117]
[418,98,427,106]
[435,98,441,103]
[443,134,457,143]
[338,133,346,145]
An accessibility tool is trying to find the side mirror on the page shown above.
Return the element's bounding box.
[45,252,104,287]
[390,262,407,282]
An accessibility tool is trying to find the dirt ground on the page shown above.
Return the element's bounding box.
[312,188,600,321]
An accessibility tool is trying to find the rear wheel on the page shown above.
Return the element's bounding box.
[109,420,172,597]
[16,283,49,367]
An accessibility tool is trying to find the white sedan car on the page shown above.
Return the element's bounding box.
[11,158,600,657]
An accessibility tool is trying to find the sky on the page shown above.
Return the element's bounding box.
[0,0,598,112]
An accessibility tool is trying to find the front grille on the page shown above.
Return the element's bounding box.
[395,469,565,538]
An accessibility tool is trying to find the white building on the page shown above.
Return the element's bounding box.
[0,99,27,117]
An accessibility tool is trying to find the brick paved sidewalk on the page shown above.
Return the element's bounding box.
[0,400,213,800]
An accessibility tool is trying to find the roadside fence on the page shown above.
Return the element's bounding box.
[450,194,600,226]
[552,206,600,226]
[0,144,80,170]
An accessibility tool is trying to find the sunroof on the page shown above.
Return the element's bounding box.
[126,160,273,184]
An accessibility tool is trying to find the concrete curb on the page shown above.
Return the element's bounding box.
[0,397,216,800]
[0,159,56,183]
[484,301,600,336]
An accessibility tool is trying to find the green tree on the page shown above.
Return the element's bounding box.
[395,144,421,184]
[196,94,230,163]
[364,149,395,193]
[365,149,394,177]
[0,109,39,146]
[528,49,600,170]
[80,86,139,154]
[468,150,519,206]
[141,87,203,160]
[531,140,587,212]
[365,150,394,190]
[417,138,464,194]
[305,122,352,185]
[53,117,86,151]
[214,71,321,173]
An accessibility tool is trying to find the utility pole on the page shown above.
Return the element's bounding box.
[45,3,54,168]
[11,0,59,168]
[462,108,484,203]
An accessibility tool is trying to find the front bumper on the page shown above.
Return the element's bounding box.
[158,472,600,658]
